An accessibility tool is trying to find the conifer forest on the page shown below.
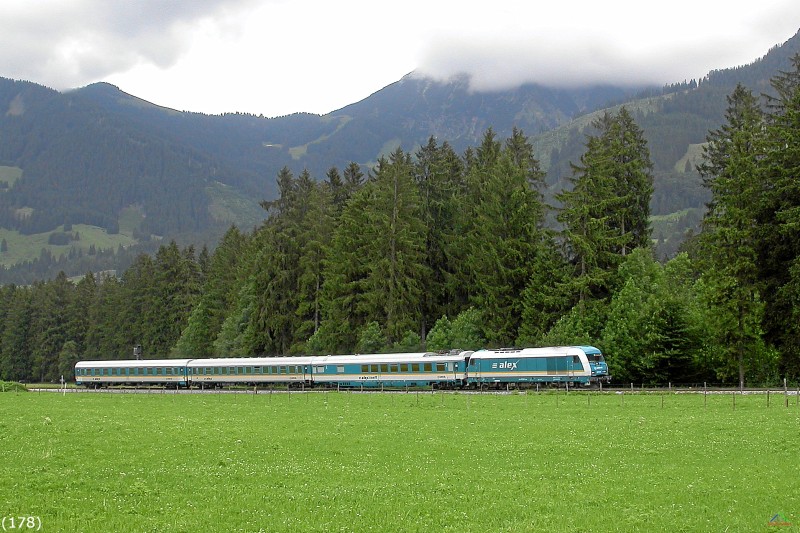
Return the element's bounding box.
[3,58,800,387]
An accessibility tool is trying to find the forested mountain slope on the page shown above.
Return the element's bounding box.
[0,28,798,282]
[535,29,800,257]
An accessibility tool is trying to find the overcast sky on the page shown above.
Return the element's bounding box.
[2,1,800,118]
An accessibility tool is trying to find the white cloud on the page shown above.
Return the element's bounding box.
[414,0,800,90]
[0,0,260,87]
[0,0,798,116]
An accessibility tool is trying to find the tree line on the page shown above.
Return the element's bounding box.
[2,57,800,386]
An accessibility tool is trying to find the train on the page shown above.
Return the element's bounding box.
[74,346,611,389]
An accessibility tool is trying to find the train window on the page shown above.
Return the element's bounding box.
[389,364,398,373]
[138,368,144,376]
[237,367,243,375]
[412,364,420,372]
[280,366,287,374]
[166,368,172,375]
[436,363,446,372]
[361,365,368,372]
[337,366,345,373]
[423,363,432,372]
[380,364,389,373]
[400,363,409,372]
[369,365,378,373]
[573,356,581,364]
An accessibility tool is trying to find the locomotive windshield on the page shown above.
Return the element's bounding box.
[586,353,605,363]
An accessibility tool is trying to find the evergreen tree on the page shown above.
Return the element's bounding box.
[413,137,465,337]
[342,162,365,199]
[141,242,200,357]
[83,274,125,360]
[608,108,654,255]
[316,179,374,352]
[176,226,248,357]
[29,273,73,382]
[294,175,335,352]
[65,272,96,362]
[697,84,766,387]
[448,129,552,345]
[361,149,428,344]
[319,149,427,350]
[117,254,157,358]
[0,286,32,381]
[755,54,800,378]
[557,110,654,308]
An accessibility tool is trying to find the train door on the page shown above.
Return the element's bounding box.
[467,356,479,384]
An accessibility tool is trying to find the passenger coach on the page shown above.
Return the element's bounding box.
[74,359,192,388]
[310,351,467,388]
[187,356,314,388]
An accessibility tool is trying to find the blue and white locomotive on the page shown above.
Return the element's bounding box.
[74,346,610,389]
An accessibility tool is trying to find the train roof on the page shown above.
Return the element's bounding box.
[75,359,194,368]
[188,356,314,367]
[469,346,599,359]
[310,352,464,365]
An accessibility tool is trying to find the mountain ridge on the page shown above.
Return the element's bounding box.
[0,28,798,282]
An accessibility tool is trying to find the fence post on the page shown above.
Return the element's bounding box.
[785,378,788,408]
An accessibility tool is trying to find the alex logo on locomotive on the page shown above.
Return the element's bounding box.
[490,361,519,370]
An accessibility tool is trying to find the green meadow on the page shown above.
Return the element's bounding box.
[1,391,798,532]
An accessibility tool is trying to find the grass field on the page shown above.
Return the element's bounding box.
[1,391,798,532]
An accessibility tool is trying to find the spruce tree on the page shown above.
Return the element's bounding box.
[413,137,465,338]
[557,110,654,308]
[318,149,427,350]
[458,130,549,345]
[697,84,766,387]
[755,54,800,378]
